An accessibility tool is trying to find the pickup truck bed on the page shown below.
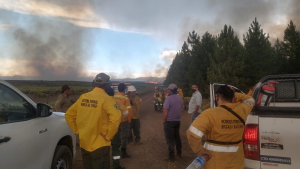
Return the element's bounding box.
[244,75,300,169]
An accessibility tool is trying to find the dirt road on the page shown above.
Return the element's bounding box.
[73,92,197,169]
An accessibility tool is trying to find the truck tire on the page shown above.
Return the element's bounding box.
[51,145,73,169]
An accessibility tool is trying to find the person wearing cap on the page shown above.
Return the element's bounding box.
[106,87,127,169]
[114,83,132,158]
[54,85,72,113]
[188,84,202,123]
[65,73,121,169]
[163,84,184,162]
[127,85,142,145]
[186,85,254,169]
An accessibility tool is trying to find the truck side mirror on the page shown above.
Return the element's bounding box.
[37,103,53,117]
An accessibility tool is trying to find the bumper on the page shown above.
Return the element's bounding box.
[244,158,260,169]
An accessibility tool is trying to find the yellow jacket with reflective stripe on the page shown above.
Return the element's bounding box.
[177,89,184,98]
[129,95,142,119]
[114,92,132,121]
[65,88,121,152]
[113,97,128,122]
[186,92,254,169]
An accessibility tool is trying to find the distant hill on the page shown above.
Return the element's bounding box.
[113,77,165,83]
[1,75,166,84]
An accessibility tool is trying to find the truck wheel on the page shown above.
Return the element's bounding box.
[51,145,73,169]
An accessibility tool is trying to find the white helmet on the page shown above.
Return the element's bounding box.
[128,85,136,92]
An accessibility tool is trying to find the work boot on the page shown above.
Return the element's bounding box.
[164,156,175,162]
[175,154,182,158]
[121,148,130,159]
[114,166,125,169]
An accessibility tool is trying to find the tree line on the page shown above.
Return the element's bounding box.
[164,18,300,97]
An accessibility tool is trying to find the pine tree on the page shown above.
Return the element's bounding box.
[273,38,285,73]
[187,30,200,48]
[186,32,216,97]
[243,18,274,82]
[164,42,191,94]
[207,25,248,91]
[281,20,300,73]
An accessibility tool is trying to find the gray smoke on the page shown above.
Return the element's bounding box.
[11,20,93,81]
[179,0,300,45]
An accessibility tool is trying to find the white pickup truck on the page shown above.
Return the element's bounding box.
[0,80,76,169]
[210,74,300,169]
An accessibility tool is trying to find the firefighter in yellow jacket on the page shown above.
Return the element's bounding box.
[106,87,127,169]
[154,88,162,100]
[65,73,121,169]
[186,85,254,169]
[128,86,142,144]
[177,87,184,99]
[114,83,132,158]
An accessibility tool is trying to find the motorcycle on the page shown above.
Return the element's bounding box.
[154,97,163,111]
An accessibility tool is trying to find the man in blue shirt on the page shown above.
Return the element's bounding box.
[163,84,184,162]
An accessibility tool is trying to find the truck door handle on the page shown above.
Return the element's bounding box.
[0,137,11,144]
[39,128,48,134]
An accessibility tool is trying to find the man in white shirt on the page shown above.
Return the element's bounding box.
[188,85,202,123]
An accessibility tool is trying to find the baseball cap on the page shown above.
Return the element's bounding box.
[61,85,70,93]
[167,84,177,90]
[93,73,110,85]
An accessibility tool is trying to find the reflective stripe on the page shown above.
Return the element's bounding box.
[244,98,255,106]
[122,110,128,115]
[188,126,204,137]
[246,98,255,103]
[113,156,120,160]
[127,106,131,109]
[114,95,128,99]
[204,143,239,152]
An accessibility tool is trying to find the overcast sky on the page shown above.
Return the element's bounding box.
[0,0,299,81]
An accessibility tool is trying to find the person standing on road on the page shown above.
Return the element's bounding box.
[55,85,72,113]
[65,73,121,169]
[188,85,202,123]
[114,83,132,158]
[163,84,184,162]
[106,87,128,169]
[128,86,142,145]
[186,85,255,169]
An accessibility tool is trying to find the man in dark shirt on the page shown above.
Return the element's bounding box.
[163,84,184,162]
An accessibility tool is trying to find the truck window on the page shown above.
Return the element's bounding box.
[271,79,300,103]
[0,84,35,124]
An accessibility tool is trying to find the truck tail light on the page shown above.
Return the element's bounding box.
[243,124,260,160]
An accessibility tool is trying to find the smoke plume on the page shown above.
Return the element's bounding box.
[11,21,93,81]
[179,0,300,44]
